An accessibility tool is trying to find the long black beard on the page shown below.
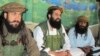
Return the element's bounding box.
[4,19,23,33]
[75,23,88,34]
[49,17,61,29]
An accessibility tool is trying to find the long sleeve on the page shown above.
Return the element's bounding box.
[26,29,40,56]
[88,28,95,47]
[68,27,77,48]
[33,26,44,51]
[61,25,71,51]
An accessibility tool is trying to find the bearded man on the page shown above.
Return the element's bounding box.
[0,2,40,56]
[68,16,96,56]
[33,6,71,56]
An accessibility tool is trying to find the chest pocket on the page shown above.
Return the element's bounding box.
[44,33,64,51]
[1,34,25,56]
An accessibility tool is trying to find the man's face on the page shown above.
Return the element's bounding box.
[4,12,22,28]
[78,21,87,29]
[49,10,62,29]
[50,9,61,22]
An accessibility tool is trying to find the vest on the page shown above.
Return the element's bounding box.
[0,24,25,56]
[38,21,65,51]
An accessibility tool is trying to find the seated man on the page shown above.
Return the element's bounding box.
[68,16,100,56]
[33,6,71,56]
[0,2,40,56]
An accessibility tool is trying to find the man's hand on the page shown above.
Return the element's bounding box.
[49,51,72,56]
[55,51,68,56]
[79,46,92,54]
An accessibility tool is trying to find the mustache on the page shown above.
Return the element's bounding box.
[55,18,60,21]
[10,20,20,23]
[4,19,24,33]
